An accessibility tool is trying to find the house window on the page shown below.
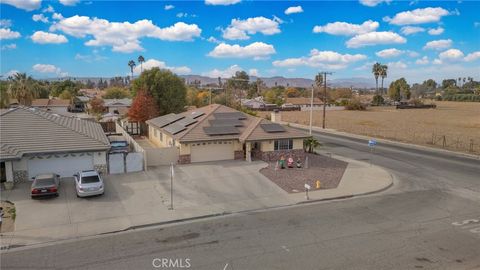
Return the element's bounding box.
[274,139,293,151]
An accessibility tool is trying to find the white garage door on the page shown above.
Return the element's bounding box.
[190,141,234,163]
[27,153,94,179]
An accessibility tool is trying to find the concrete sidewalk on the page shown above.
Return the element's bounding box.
[0,155,392,250]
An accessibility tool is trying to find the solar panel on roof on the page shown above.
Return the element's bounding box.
[213,112,247,120]
[176,117,197,127]
[164,123,187,135]
[190,111,205,119]
[204,126,240,136]
[152,113,185,128]
[260,123,286,133]
[209,119,244,127]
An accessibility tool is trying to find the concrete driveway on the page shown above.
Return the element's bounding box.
[0,160,293,247]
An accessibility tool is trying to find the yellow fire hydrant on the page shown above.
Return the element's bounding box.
[316,180,321,189]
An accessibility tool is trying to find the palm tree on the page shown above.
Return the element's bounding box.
[304,137,321,153]
[380,64,388,95]
[9,72,36,106]
[138,55,145,73]
[372,62,382,94]
[128,60,136,79]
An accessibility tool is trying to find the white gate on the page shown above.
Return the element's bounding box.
[108,153,125,174]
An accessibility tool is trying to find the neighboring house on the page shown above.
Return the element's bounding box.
[286,97,323,108]
[103,98,132,115]
[31,98,71,113]
[146,104,309,164]
[241,97,267,109]
[0,107,110,183]
[79,88,103,98]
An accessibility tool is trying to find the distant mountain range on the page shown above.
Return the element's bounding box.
[45,75,376,89]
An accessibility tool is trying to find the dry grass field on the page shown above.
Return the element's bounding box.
[259,102,480,154]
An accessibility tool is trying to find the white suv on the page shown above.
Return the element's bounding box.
[74,170,105,197]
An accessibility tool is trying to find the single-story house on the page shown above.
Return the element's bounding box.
[31,98,71,113]
[146,104,309,164]
[103,98,132,115]
[0,107,110,184]
[285,97,323,109]
[241,97,267,109]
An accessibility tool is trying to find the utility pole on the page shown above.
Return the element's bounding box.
[319,71,333,129]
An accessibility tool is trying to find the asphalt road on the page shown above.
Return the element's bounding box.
[2,131,480,270]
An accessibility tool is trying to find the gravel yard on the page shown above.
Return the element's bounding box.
[260,153,348,193]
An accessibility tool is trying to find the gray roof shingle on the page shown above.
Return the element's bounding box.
[0,107,110,160]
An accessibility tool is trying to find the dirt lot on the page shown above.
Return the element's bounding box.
[259,101,480,154]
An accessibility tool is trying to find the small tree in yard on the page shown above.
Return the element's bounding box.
[304,137,321,153]
[89,97,105,114]
[128,90,159,123]
[371,95,384,106]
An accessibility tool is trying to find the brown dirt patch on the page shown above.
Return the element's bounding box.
[260,153,348,193]
[1,201,15,233]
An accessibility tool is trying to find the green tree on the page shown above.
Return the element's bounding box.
[9,72,37,106]
[103,87,130,99]
[50,80,80,97]
[131,67,186,115]
[380,64,388,95]
[0,81,10,108]
[59,90,72,100]
[388,78,411,102]
[128,60,136,79]
[226,71,249,105]
[372,62,382,94]
[371,95,384,106]
[304,137,321,153]
[138,55,145,73]
[442,79,457,89]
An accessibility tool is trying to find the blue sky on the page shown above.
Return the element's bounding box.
[1,0,479,84]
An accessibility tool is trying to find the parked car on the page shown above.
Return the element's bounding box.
[74,170,104,197]
[108,135,129,153]
[31,173,60,198]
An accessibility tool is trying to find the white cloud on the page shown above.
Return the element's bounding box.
[74,52,107,62]
[423,39,452,50]
[415,56,429,65]
[202,65,243,78]
[132,59,191,75]
[346,31,406,48]
[1,0,41,11]
[42,5,54,13]
[32,14,49,23]
[284,6,303,15]
[31,31,68,44]
[205,0,241,5]
[50,15,202,53]
[0,28,21,40]
[164,4,175,10]
[1,43,16,50]
[0,19,12,28]
[52,13,64,20]
[273,49,367,69]
[207,36,220,43]
[407,51,420,57]
[464,51,480,62]
[359,0,391,7]
[222,16,281,40]
[376,48,403,58]
[313,20,379,36]
[400,26,425,35]
[387,61,408,69]
[248,69,259,76]
[428,27,444,35]
[32,64,66,76]
[384,7,450,25]
[59,0,80,6]
[437,49,464,63]
[208,42,276,59]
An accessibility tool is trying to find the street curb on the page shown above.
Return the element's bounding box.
[127,212,231,231]
[296,172,394,205]
[286,122,480,160]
